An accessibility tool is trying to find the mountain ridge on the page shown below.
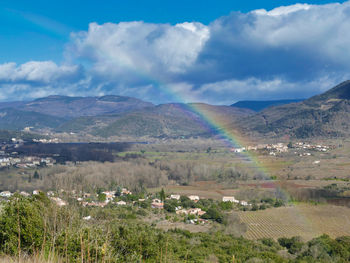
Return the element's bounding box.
[232,99,305,112]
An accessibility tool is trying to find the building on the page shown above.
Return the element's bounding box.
[0,191,12,198]
[188,208,206,216]
[151,199,164,209]
[103,191,116,202]
[116,200,127,206]
[240,200,249,206]
[51,197,67,207]
[188,195,200,201]
[170,194,180,200]
[222,196,238,203]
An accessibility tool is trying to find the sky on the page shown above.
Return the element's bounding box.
[0,0,349,104]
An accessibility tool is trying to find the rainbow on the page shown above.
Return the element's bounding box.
[100,50,275,181]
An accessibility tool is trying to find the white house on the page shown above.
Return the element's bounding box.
[222,196,239,203]
[116,200,127,206]
[170,194,180,200]
[240,200,249,206]
[188,195,200,201]
[0,191,12,198]
[51,197,67,207]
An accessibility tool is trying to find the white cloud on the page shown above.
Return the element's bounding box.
[69,21,209,78]
[0,61,80,84]
[2,2,350,103]
[253,4,311,16]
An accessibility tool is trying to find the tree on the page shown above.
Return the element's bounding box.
[278,236,303,254]
[201,207,224,223]
[98,193,106,202]
[164,202,176,213]
[33,170,39,179]
[159,188,165,202]
[0,194,46,255]
[115,186,122,197]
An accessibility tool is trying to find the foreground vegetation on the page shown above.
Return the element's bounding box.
[1,194,350,262]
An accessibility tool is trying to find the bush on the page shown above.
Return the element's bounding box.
[278,236,304,254]
[0,194,47,255]
[201,207,224,223]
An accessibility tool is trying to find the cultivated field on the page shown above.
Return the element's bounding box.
[238,204,350,241]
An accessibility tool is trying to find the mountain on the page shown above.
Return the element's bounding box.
[232,99,304,112]
[0,108,66,130]
[58,103,253,138]
[236,80,350,139]
[0,95,154,118]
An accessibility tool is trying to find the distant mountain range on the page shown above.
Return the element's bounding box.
[0,80,350,139]
[0,95,252,138]
[231,99,304,112]
[0,95,153,118]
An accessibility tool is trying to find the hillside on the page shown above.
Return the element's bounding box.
[58,103,253,138]
[0,95,154,118]
[232,99,304,112]
[0,108,66,130]
[236,80,350,139]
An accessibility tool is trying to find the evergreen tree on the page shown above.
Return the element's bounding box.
[159,188,165,202]
[33,171,39,179]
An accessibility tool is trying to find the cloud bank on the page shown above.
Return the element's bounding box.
[1,1,350,104]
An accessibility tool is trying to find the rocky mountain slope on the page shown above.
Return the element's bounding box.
[236,80,350,139]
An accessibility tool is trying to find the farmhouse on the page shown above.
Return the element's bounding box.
[0,191,12,198]
[121,188,132,195]
[188,195,200,201]
[116,200,127,206]
[170,194,180,200]
[222,196,239,203]
[151,202,164,209]
[240,200,249,206]
[103,191,116,202]
[50,197,67,207]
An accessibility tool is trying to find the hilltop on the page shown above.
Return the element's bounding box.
[236,80,350,139]
[0,95,154,118]
[232,99,304,112]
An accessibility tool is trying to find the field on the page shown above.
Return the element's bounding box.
[238,204,350,241]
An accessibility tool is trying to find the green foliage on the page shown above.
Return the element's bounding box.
[164,199,177,213]
[219,201,233,210]
[180,196,195,208]
[201,207,224,223]
[159,188,166,202]
[98,193,106,202]
[0,194,47,255]
[33,170,39,179]
[0,197,350,262]
[278,236,304,254]
[274,199,285,207]
[115,186,122,197]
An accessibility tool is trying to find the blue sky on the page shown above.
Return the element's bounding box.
[0,0,349,104]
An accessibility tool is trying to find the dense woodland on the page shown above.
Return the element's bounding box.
[13,143,131,163]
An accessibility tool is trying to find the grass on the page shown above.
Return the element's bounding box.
[238,204,350,241]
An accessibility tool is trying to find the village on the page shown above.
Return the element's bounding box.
[0,187,255,225]
[231,141,333,156]
[0,138,56,168]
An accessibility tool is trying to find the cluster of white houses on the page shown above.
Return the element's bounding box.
[0,189,67,206]
[222,196,250,206]
[232,142,333,156]
[231,143,288,155]
[293,142,332,152]
[0,156,55,168]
